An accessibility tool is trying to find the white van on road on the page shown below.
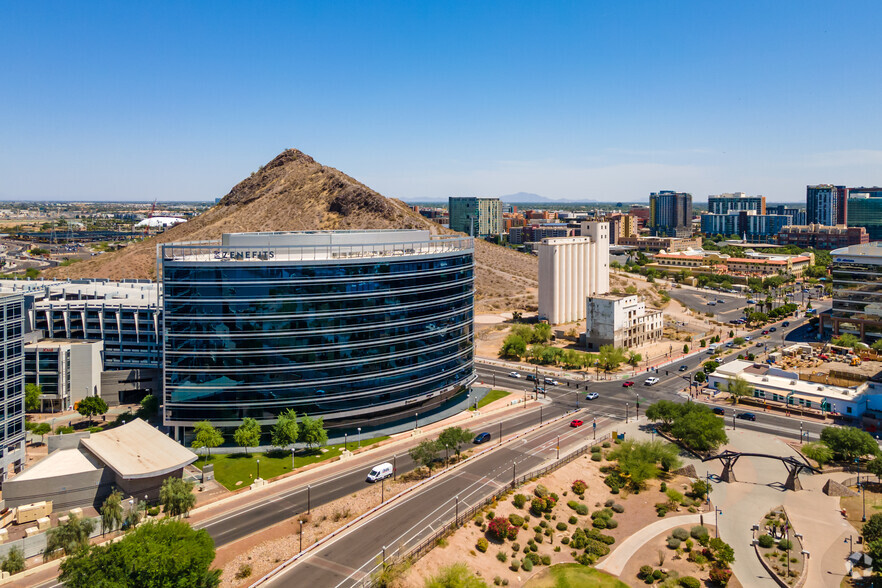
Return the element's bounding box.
[366,462,394,483]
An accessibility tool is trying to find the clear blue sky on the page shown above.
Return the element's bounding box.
[2,1,880,202]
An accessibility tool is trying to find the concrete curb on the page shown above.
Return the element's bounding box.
[188,395,539,518]
[249,405,584,586]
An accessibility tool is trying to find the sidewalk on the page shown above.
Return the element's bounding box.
[595,514,703,576]
[187,393,546,523]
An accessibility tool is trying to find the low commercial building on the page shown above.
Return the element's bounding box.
[649,250,814,278]
[584,294,663,351]
[707,359,882,419]
[2,418,197,511]
[776,224,869,249]
[617,235,703,253]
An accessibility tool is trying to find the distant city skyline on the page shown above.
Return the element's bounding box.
[2,2,881,202]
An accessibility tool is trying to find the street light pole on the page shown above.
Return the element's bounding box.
[257,459,260,480]
[357,427,361,448]
[299,519,305,553]
[626,403,629,423]
[557,435,560,460]
[455,495,459,524]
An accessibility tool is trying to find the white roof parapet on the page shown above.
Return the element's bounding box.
[80,419,197,480]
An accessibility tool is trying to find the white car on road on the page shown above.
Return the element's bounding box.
[585,392,599,400]
[509,371,521,378]
[644,377,660,386]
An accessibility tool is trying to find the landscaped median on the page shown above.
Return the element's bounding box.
[194,436,389,491]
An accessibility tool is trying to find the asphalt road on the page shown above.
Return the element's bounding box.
[32,295,831,587]
[257,313,833,586]
[261,409,601,588]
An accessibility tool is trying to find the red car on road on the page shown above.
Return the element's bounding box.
[622,381,634,387]
[570,419,584,427]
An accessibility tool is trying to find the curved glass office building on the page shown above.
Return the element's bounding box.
[160,230,475,431]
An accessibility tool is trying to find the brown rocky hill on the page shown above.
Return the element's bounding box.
[45,149,537,312]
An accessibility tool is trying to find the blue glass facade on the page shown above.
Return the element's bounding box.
[161,234,475,427]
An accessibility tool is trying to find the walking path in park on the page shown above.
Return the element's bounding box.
[591,420,853,587]
[596,513,703,576]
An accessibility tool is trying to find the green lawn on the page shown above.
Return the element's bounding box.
[472,389,510,410]
[524,565,628,588]
[194,436,389,490]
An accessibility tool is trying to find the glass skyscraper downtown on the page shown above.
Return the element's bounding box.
[160,231,475,434]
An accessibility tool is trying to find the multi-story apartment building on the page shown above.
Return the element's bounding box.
[0,293,25,481]
[767,205,807,225]
[584,294,663,351]
[776,224,869,249]
[847,192,882,240]
[824,242,882,342]
[448,197,502,237]
[538,223,610,325]
[649,191,693,238]
[707,192,766,215]
[806,185,848,226]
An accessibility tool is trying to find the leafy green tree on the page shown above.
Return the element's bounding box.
[722,376,753,404]
[1,546,24,575]
[608,440,681,488]
[627,352,642,367]
[25,383,42,412]
[45,514,95,560]
[801,442,833,466]
[532,323,552,343]
[233,418,261,455]
[670,408,728,451]
[271,409,299,450]
[598,345,626,371]
[863,514,882,543]
[409,439,441,474]
[833,334,861,349]
[191,421,223,459]
[702,360,720,374]
[298,414,328,450]
[499,334,527,359]
[693,371,706,383]
[100,490,124,535]
[867,539,882,572]
[425,563,488,588]
[644,400,682,428]
[872,340,882,352]
[58,519,221,588]
[77,396,109,426]
[820,426,879,462]
[868,457,882,479]
[32,422,51,443]
[160,477,197,518]
[138,394,159,419]
[437,426,472,464]
[708,537,736,565]
[683,344,689,354]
